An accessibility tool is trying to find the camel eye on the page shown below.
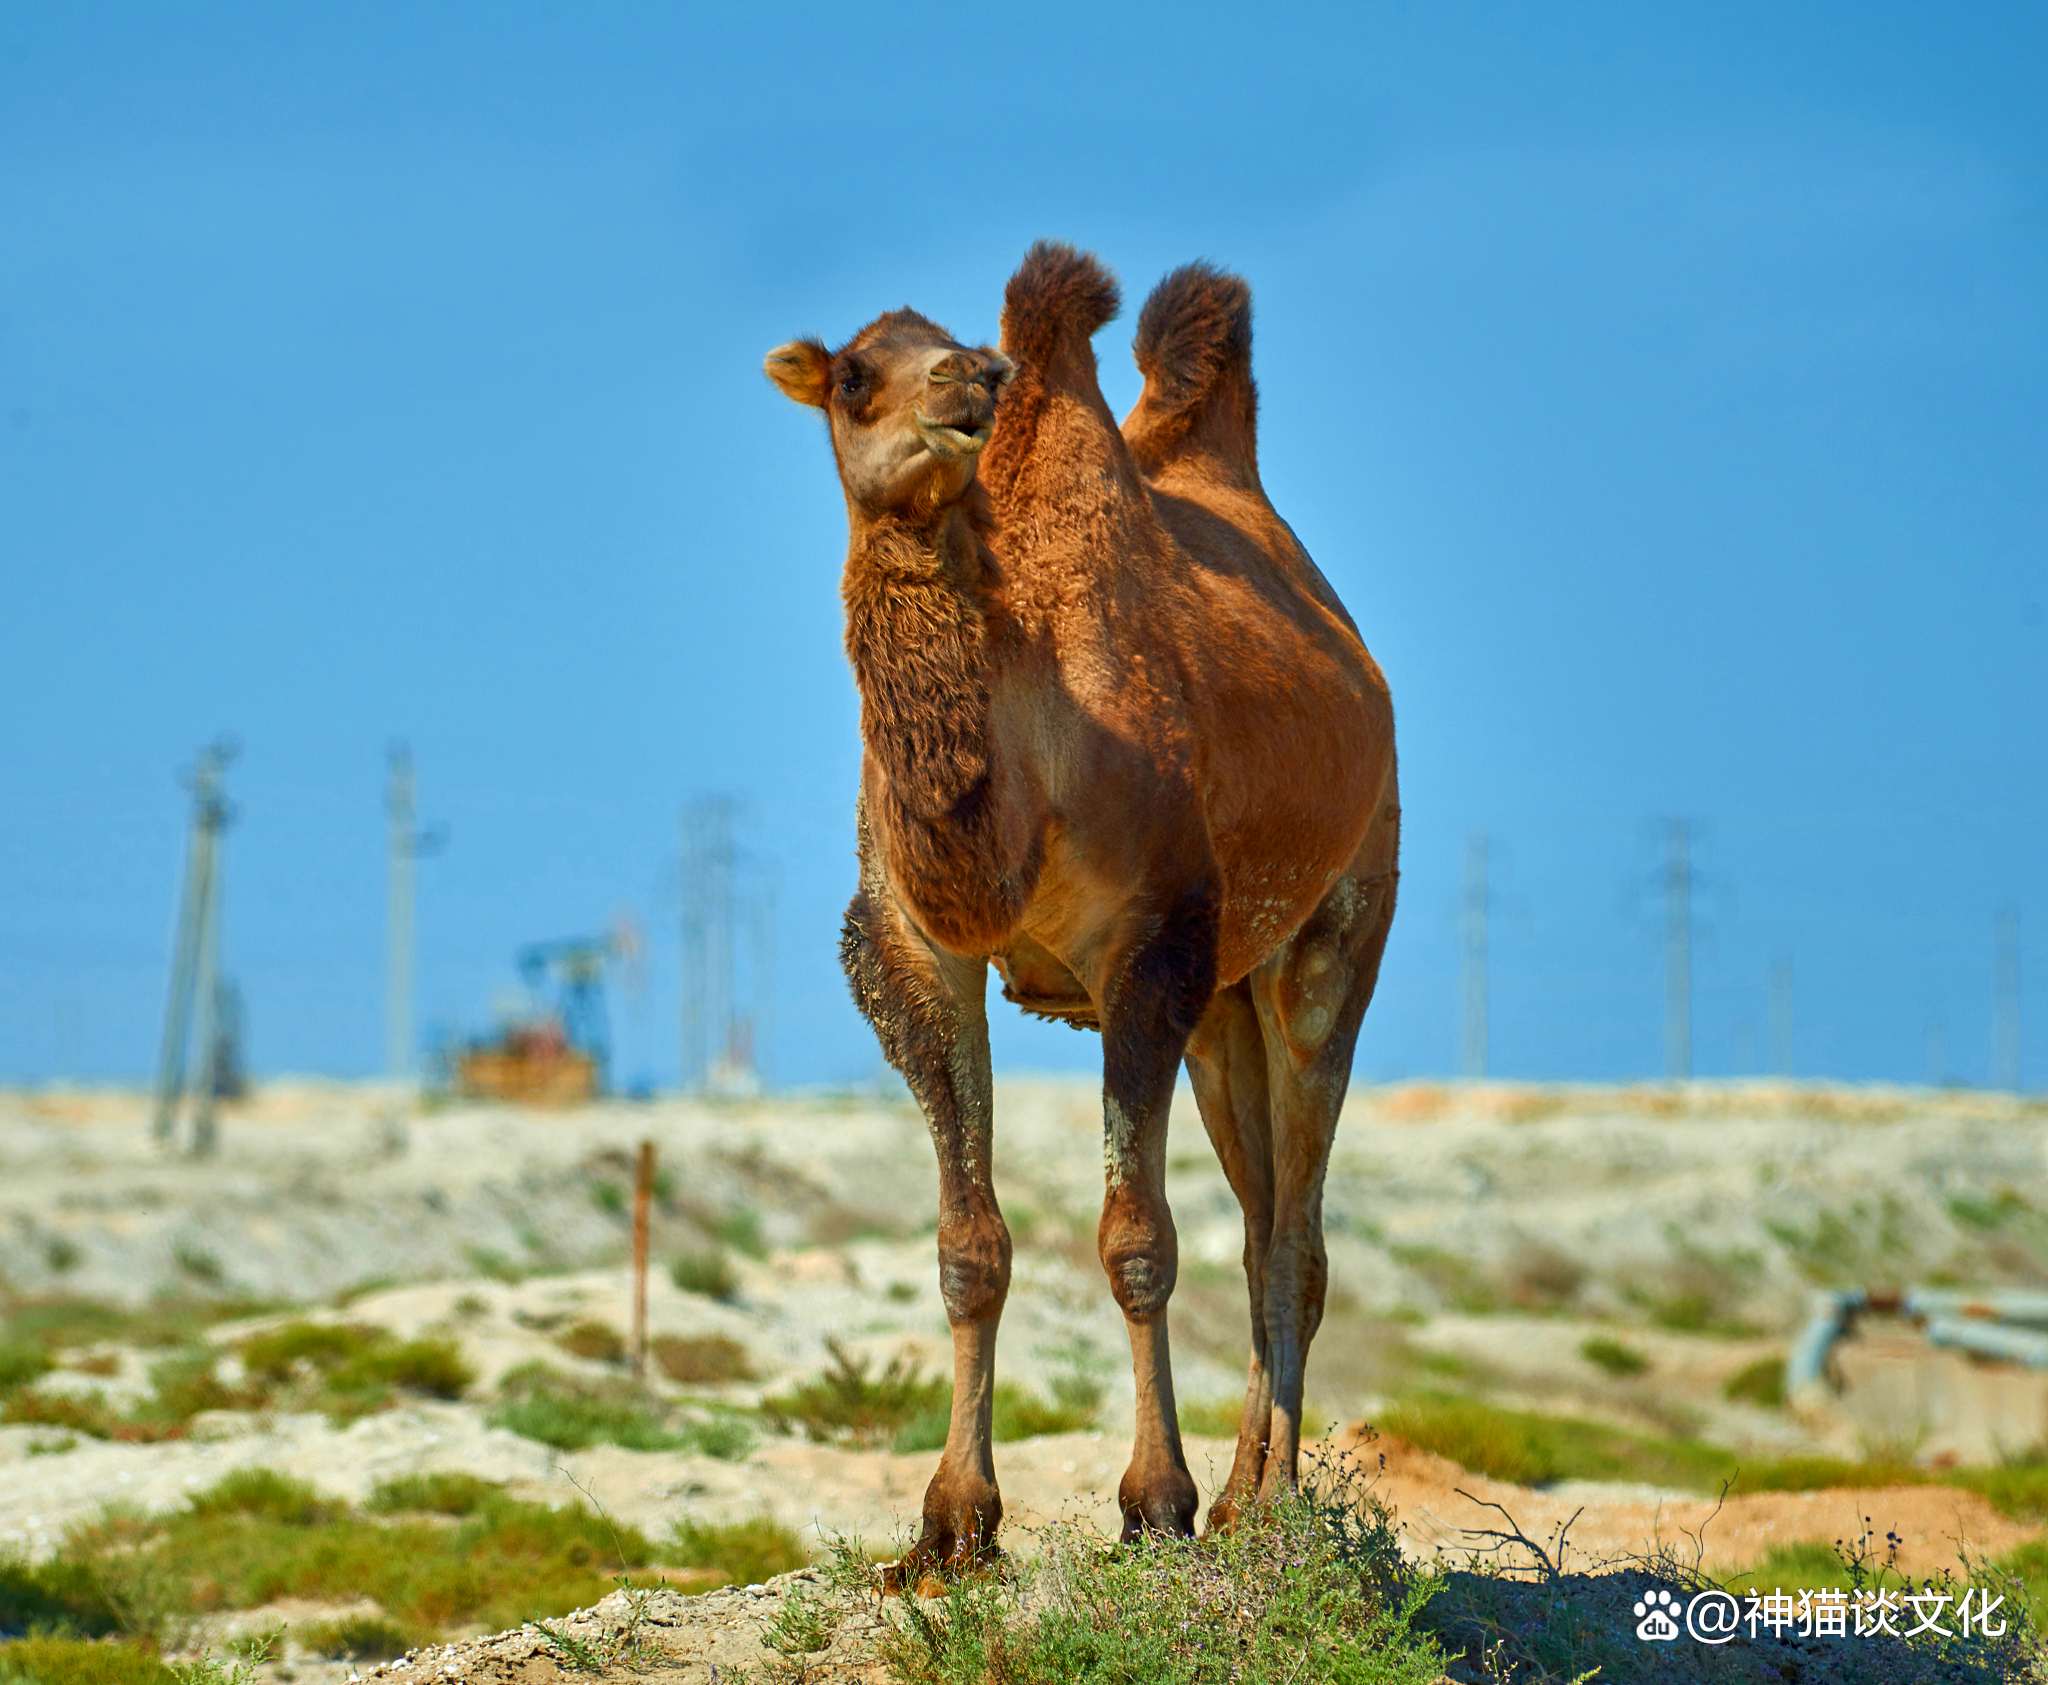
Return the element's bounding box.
[838,371,866,399]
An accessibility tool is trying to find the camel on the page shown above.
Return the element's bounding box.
[762,242,1398,1577]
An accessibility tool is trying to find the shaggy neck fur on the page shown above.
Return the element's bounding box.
[841,491,1021,952]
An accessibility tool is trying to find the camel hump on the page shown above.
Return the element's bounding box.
[1126,262,1259,481]
[1001,241,1121,371]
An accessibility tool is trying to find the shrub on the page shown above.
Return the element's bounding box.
[651,1334,755,1384]
[299,1614,417,1661]
[0,1555,124,1640]
[707,1209,768,1260]
[555,1320,627,1365]
[670,1251,739,1300]
[239,1321,384,1381]
[666,1517,810,1589]
[1722,1354,1786,1406]
[185,1468,338,1527]
[367,1471,501,1516]
[0,1344,53,1392]
[332,1336,474,1400]
[761,1339,947,1447]
[1578,1336,1649,1378]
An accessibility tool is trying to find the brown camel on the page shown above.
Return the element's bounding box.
[762,243,1398,1575]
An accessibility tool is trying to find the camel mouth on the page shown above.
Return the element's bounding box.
[913,410,993,457]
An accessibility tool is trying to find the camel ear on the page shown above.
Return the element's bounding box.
[764,339,831,408]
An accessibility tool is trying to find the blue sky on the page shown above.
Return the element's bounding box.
[2,3,2042,1090]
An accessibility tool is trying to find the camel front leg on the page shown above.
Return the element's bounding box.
[842,879,1006,1579]
[1097,886,1218,1540]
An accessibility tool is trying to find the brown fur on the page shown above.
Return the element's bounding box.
[763,241,1398,1566]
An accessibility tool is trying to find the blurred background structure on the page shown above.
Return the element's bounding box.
[0,2,2040,1091]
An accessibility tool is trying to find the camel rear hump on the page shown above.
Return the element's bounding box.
[1124,263,1259,485]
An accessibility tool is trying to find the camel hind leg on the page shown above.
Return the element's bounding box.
[1245,827,1400,1503]
[1182,981,1278,1532]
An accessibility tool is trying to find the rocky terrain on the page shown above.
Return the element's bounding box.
[4,1077,2047,1680]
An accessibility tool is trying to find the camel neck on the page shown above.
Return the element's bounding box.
[839,495,1019,951]
[840,500,996,814]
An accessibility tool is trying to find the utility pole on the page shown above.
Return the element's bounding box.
[1994,907,2023,1093]
[1461,828,1488,1079]
[680,796,733,1094]
[1663,819,1691,1081]
[679,796,775,1095]
[384,743,446,1087]
[1924,1015,1947,1088]
[1768,957,1794,1078]
[151,737,237,1154]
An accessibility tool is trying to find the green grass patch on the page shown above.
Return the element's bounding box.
[665,1517,812,1588]
[874,1480,1443,1684]
[0,1635,179,1685]
[1955,1460,2048,1525]
[2,1297,272,1359]
[489,1362,696,1451]
[1578,1336,1648,1378]
[1992,1537,2048,1629]
[367,1471,502,1516]
[1,1346,273,1444]
[27,1471,657,1649]
[1713,1539,1897,1595]
[1178,1397,1244,1439]
[486,1362,747,1456]
[1375,1394,1733,1490]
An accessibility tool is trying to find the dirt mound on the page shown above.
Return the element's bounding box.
[1334,1425,2041,1581]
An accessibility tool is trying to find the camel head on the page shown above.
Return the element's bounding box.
[765,310,1014,523]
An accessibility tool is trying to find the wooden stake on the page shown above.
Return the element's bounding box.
[632,1138,654,1384]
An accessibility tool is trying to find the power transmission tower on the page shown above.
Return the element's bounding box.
[1663,819,1692,1080]
[151,737,238,1156]
[384,742,446,1086]
[1461,828,1488,1078]
[679,797,777,1095]
[1994,907,2023,1092]
[1768,957,1794,1077]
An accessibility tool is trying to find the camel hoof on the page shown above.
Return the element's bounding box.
[880,1540,1005,1598]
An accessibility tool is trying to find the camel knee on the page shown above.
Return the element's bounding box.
[936,1209,1011,1326]
[1099,1193,1177,1322]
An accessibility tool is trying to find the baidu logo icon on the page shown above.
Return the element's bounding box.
[1633,1589,1681,1641]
